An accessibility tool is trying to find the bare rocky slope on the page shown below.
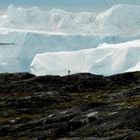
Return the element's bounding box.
[0,72,140,140]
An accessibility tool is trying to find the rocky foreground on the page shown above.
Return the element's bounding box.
[0,72,140,140]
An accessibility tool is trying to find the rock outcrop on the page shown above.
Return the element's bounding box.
[0,72,140,140]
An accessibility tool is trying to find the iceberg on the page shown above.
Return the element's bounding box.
[1,4,140,35]
[31,40,140,76]
[96,5,140,35]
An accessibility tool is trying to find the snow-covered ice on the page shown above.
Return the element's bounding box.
[0,4,140,75]
[31,40,140,76]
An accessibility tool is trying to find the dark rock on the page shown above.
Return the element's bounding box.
[0,72,140,139]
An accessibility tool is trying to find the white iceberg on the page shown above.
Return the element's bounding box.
[31,40,140,76]
[1,4,140,35]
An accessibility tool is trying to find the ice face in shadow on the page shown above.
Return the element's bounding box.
[31,40,140,76]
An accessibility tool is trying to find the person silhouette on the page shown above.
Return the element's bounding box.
[68,70,71,75]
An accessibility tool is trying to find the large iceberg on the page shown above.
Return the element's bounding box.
[1,4,97,34]
[31,40,140,76]
[1,4,140,35]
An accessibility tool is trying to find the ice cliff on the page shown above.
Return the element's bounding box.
[31,40,140,76]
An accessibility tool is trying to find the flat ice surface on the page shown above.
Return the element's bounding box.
[0,4,140,75]
[31,40,140,76]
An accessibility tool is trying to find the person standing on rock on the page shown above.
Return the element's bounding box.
[68,70,71,75]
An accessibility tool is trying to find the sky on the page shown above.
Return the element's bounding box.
[0,0,140,11]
